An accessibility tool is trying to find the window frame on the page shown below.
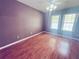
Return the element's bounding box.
[50,15,60,30]
[62,13,76,32]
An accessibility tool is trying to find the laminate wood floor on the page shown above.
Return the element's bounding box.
[0,33,79,59]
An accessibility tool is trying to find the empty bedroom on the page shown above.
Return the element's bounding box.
[0,0,79,59]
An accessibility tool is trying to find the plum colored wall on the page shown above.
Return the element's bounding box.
[0,0,44,47]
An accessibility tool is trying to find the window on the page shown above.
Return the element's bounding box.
[51,15,60,29]
[62,14,76,31]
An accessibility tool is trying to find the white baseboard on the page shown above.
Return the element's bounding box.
[0,32,43,50]
[44,31,79,41]
[1,31,78,50]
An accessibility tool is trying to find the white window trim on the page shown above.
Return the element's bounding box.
[62,13,76,32]
[51,15,60,30]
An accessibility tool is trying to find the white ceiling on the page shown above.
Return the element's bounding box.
[17,0,79,12]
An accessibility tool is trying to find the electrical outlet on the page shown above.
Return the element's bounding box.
[30,32,33,34]
[17,35,20,39]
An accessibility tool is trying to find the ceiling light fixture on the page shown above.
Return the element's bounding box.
[46,7,50,11]
[46,0,58,11]
[46,4,57,11]
[50,4,57,9]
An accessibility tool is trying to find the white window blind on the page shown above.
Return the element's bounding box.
[62,14,76,31]
[51,15,60,29]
